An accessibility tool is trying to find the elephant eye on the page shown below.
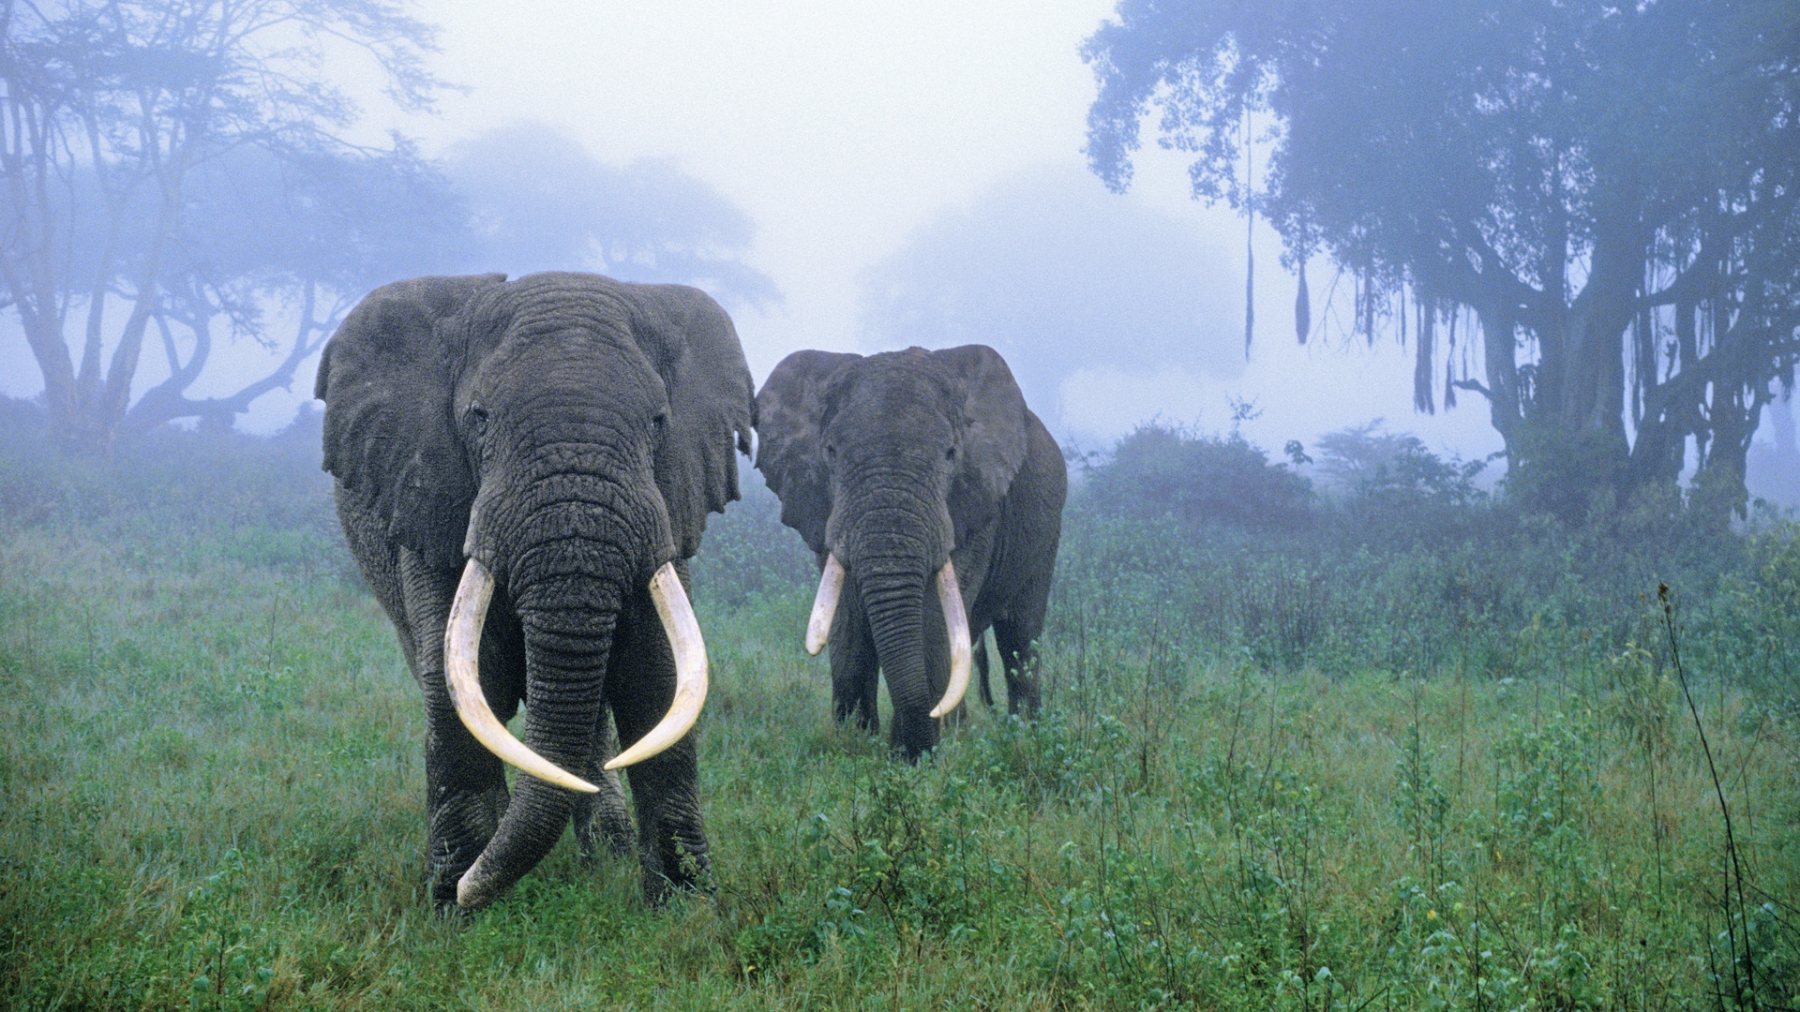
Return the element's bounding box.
[465,404,489,436]
[652,411,668,432]
[825,443,837,459]
[945,445,957,462]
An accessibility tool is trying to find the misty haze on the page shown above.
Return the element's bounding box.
[3,1,1797,1008]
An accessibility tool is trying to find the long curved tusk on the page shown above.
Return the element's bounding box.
[606,562,709,770]
[445,559,599,793]
[929,560,972,719]
[805,554,846,656]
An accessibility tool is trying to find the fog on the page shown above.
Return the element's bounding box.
[2,0,1793,493]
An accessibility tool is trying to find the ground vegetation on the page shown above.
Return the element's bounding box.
[1,413,1794,1009]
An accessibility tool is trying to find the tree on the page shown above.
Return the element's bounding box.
[857,163,1243,427]
[1084,0,1800,519]
[444,124,779,310]
[126,140,472,432]
[1,0,447,452]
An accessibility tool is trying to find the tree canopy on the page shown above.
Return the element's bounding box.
[2,7,778,450]
[1084,0,1800,519]
[1,0,452,451]
[444,124,779,311]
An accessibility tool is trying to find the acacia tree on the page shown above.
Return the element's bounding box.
[1,0,445,452]
[124,141,471,432]
[444,123,780,310]
[1084,0,1800,518]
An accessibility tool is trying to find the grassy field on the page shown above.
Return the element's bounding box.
[1,423,1796,1010]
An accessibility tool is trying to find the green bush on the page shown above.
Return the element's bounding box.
[1056,421,1788,694]
[1082,423,1314,530]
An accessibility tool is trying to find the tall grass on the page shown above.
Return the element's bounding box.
[0,416,1794,1009]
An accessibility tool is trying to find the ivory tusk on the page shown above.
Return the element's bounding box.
[445,559,600,793]
[805,554,845,655]
[606,563,709,770]
[928,560,972,718]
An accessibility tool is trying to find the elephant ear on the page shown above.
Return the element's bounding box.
[620,283,757,559]
[314,274,506,570]
[934,345,1030,546]
[754,349,860,554]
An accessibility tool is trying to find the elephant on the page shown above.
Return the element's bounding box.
[313,271,754,910]
[754,345,1066,760]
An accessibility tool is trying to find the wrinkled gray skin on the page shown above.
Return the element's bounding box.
[315,272,753,910]
[756,346,1066,760]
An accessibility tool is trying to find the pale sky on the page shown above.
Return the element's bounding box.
[390,0,1505,458]
[1,0,1525,463]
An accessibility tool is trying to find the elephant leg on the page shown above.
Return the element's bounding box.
[573,711,635,862]
[993,618,1042,720]
[608,574,711,902]
[829,579,880,733]
[401,550,515,909]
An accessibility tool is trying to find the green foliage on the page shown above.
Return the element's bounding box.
[687,468,817,611]
[178,850,281,1012]
[1055,422,1788,690]
[1083,423,1313,530]
[1707,522,1800,711]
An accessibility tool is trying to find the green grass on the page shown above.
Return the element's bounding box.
[1,427,1797,1010]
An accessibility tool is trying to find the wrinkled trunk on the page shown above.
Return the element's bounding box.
[455,533,630,908]
[860,559,938,760]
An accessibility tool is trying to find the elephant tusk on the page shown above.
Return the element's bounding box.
[805,554,845,656]
[606,562,709,770]
[445,559,600,794]
[929,560,972,719]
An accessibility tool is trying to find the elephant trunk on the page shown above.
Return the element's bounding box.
[457,546,626,909]
[859,556,939,760]
[449,464,711,910]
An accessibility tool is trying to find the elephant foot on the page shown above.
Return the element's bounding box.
[1007,689,1041,721]
[1006,674,1042,721]
[888,709,939,763]
[573,771,635,863]
[830,706,881,735]
[641,847,714,905]
[635,807,712,905]
[426,785,509,910]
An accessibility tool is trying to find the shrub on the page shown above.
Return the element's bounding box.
[1081,423,1314,531]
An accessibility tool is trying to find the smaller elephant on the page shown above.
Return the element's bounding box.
[755,345,1066,760]
[315,272,753,909]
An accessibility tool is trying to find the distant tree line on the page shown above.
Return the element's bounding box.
[1084,0,1800,522]
[1,1,772,454]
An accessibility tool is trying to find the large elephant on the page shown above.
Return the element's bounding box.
[314,272,753,910]
[755,345,1066,760]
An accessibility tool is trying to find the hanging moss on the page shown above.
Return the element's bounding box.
[1414,301,1436,415]
[1294,259,1311,344]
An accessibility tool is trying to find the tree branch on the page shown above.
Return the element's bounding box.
[124,278,329,432]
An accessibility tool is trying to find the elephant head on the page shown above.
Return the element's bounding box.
[755,345,1030,759]
[315,272,752,907]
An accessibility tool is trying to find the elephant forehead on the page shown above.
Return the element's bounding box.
[500,273,635,327]
[481,330,662,403]
[837,363,954,422]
